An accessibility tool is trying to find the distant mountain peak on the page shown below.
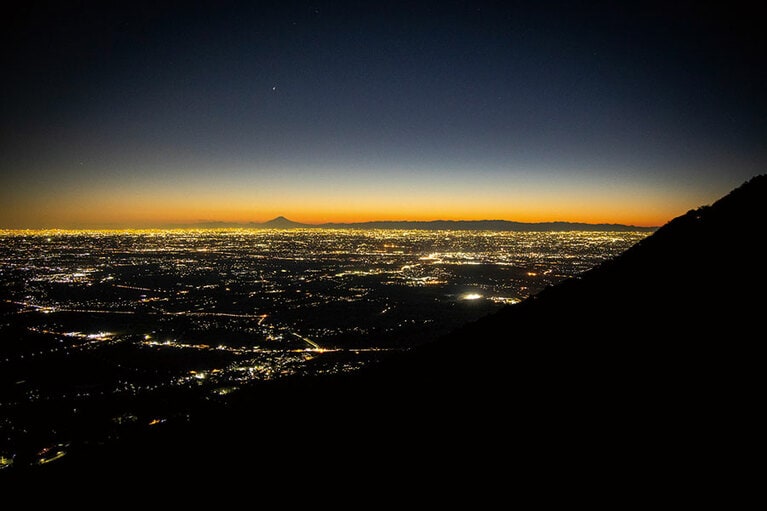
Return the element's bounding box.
[261,216,306,228]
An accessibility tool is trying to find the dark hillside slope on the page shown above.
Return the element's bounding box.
[18,176,765,486]
[393,175,766,415]
[443,173,766,354]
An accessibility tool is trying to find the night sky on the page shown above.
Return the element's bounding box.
[1,1,764,228]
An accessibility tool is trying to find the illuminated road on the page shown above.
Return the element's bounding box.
[290,332,321,349]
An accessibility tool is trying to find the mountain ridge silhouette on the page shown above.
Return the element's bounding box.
[202,216,658,231]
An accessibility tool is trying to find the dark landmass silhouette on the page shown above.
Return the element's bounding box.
[314,219,656,232]
[190,216,657,231]
[9,176,764,488]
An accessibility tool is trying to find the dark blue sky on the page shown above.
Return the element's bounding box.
[2,1,765,227]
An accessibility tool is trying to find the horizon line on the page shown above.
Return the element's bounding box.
[0,216,660,231]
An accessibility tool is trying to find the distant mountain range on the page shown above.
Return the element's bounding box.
[192,215,657,232]
[22,175,764,485]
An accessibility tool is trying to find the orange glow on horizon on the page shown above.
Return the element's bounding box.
[0,173,712,229]
[0,196,674,228]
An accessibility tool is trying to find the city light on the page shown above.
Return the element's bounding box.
[0,228,648,468]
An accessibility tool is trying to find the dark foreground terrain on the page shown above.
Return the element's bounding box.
[5,176,764,493]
